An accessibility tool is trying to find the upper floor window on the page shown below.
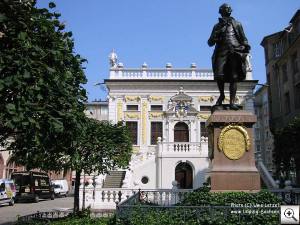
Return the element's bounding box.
[281,63,288,83]
[264,47,269,64]
[291,52,299,74]
[199,105,212,112]
[127,105,138,111]
[294,83,300,109]
[126,121,138,145]
[273,40,283,58]
[151,122,163,145]
[100,106,108,115]
[284,92,291,115]
[151,105,163,111]
[200,122,208,138]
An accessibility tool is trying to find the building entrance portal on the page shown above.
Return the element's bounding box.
[175,162,193,189]
[174,122,189,142]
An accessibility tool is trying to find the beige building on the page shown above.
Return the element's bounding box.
[254,85,274,173]
[84,101,108,121]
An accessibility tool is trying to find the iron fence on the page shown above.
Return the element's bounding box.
[17,209,115,223]
[270,188,300,205]
[115,189,300,224]
[17,189,300,224]
[17,210,72,223]
[116,205,280,224]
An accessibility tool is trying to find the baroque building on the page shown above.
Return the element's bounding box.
[97,51,256,190]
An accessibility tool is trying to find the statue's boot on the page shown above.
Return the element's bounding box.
[229,81,239,110]
[229,98,239,110]
[215,94,225,106]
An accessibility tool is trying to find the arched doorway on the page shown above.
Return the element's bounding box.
[175,162,193,189]
[0,154,4,179]
[174,122,189,142]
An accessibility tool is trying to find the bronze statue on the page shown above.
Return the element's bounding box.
[208,3,250,110]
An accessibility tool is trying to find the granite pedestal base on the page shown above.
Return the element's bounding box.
[207,110,261,192]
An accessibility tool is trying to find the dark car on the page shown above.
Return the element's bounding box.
[11,171,55,203]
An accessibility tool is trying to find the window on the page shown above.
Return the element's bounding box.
[141,176,149,184]
[272,40,283,58]
[151,105,163,111]
[294,84,300,109]
[200,122,208,137]
[264,46,269,64]
[127,105,138,111]
[291,52,299,74]
[255,129,260,140]
[256,145,261,153]
[100,106,108,115]
[151,122,163,145]
[281,63,288,83]
[0,183,5,192]
[284,92,291,114]
[126,122,138,145]
[39,178,49,187]
[200,105,212,112]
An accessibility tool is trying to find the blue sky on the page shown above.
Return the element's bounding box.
[37,0,299,101]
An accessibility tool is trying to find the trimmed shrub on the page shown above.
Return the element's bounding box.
[116,189,282,225]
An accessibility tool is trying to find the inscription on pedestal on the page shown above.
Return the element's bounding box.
[218,125,250,160]
[208,110,260,191]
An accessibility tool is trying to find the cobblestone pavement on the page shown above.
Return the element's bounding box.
[0,196,73,225]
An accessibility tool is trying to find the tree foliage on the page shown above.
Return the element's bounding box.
[71,118,132,212]
[0,0,87,170]
[0,0,133,213]
[72,118,132,174]
[274,116,300,178]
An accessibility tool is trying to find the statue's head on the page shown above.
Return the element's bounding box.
[219,3,232,17]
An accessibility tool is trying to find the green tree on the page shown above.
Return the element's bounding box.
[71,118,132,212]
[0,1,133,213]
[0,0,87,171]
[274,117,300,185]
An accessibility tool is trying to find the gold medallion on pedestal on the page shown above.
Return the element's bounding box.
[218,125,250,160]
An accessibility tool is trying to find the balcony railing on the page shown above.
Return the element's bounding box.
[156,138,208,157]
[79,188,192,209]
[109,68,214,80]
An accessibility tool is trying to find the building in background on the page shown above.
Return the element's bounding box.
[254,85,274,173]
[85,101,108,121]
[261,10,300,130]
[0,101,109,193]
[261,9,300,185]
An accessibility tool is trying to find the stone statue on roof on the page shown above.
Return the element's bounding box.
[109,49,118,68]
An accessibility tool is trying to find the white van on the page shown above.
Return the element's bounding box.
[52,179,69,197]
[0,179,16,206]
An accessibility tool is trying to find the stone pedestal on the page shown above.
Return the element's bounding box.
[206,110,260,192]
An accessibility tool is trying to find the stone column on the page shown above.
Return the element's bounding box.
[140,97,148,152]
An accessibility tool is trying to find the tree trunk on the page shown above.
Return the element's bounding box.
[82,172,86,210]
[73,169,81,214]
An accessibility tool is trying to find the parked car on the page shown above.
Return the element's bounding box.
[11,171,55,203]
[0,179,16,206]
[52,179,69,197]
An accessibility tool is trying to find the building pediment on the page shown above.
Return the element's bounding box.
[166,87,198,118]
